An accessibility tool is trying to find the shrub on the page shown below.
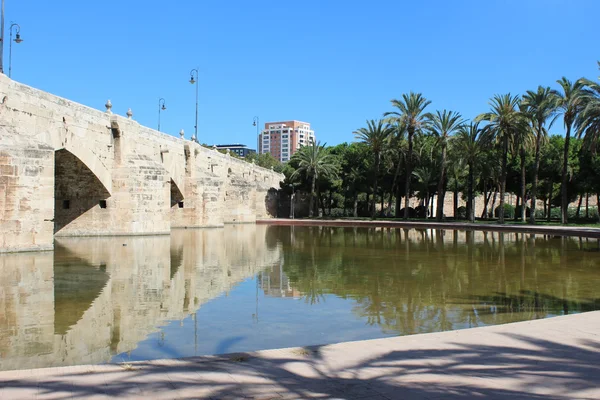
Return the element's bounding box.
[494,204,515,219]
[456,206,467,220]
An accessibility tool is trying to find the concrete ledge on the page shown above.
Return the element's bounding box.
[258,218,600,238]
[1,312,599,399]
[0,244,54,254]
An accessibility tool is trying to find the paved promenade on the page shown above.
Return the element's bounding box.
[1,312,599,399]
[259,218,600,238]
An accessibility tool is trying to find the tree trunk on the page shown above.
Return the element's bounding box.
[481,180,489,219]
[366,192,370,216]
[586,193,589,219]
[561,125,571,224]
[371,153,379,219]
[520,143,527,222]
[499,135,508,224]
[380,191,385,218]
[404,130,414,220]
[309,174,316,218]
[454,182,459,220]
[530,121,543,224]
[353,193,358,217]
[467,162,475,222]
[547,185,552,223]
[436,144,447,221]
[387,155,403,216]
[328,191,333,216]
[515,194,520,222]
[430,194,434,218]
[395,183,402,218]
[490,190,498,219]
[576,194,583,219]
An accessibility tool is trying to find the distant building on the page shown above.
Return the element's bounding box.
[213,144,256,158]
[258,120,316,163]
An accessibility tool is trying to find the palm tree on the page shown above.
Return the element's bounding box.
[577,65,600,152]
[412,165,437,218]
[521,86,559,224]
[454,122,483,222]
[385,121,407,216]
[385,92,432,219]
[354,119,394,218]
[425,110,464,220]
[290,142,337,218]
[555,78,586,224]
[476,94,524,224]
[513,110,534,222]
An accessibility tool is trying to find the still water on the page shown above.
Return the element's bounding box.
[1,225,600,371]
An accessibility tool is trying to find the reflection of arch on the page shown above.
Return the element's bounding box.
[56,142,112,195]
[53,242,110,335]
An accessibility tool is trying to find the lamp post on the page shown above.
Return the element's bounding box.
[8,22,21,78]
[253,116,260,154]
[289,184,295,219]
[157,98,166,131]
[0,0,4,74]
[189,68,199,142]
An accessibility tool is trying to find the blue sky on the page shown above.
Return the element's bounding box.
[6,0,600,147]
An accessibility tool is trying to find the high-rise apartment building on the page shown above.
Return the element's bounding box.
[258,120,316,163]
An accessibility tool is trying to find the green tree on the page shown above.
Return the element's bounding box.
[454,122,483,222]
[385,92,432,219]
[476,94,524,224]
[353,119,394,218]
[555,77,586,224]
[425,110,464,220]
[290,142,338,218]
[521,86,559,224]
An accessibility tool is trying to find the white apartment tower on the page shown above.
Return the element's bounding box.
[258,120,316,163]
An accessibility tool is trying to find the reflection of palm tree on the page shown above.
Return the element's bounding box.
[273,225,600,337]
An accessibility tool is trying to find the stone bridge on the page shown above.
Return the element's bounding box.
[0,75,283,253]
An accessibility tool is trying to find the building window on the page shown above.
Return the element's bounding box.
[99,200,107,209]
[178,201,184,208]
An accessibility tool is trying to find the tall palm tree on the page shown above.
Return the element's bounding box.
[425,110,464,220]
[454,122,483,222]
[521,86,559,224]
[513,110,534,222]
[290,141,337,218]
[577,66,600,152]
[354,119,394,218]
[555,78,586,224]
[412,165,437,218]
[385,92,431,219]
[476,94,524,224]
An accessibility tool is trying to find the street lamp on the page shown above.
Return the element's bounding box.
[253,116,259,154]
[189,68,199,143]
[157,98,166,131]
[8,22,22,78]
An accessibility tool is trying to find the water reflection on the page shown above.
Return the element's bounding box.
[1,225,599,371]
[0,225,281,371]
[274,227,600,335]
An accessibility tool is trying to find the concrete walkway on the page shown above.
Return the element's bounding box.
[1,313,599,399]
[258,218,600,238]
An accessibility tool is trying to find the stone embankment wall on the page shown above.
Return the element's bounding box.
[0,75,283,252]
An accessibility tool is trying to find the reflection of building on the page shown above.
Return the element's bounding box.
[212,144,256,158]
[259,262,302,298]
[258,121,316,163]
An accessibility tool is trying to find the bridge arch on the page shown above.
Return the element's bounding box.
[55,141,112,195]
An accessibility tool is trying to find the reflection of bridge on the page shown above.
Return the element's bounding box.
[0,225,282,371]
[0,75,283,253]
